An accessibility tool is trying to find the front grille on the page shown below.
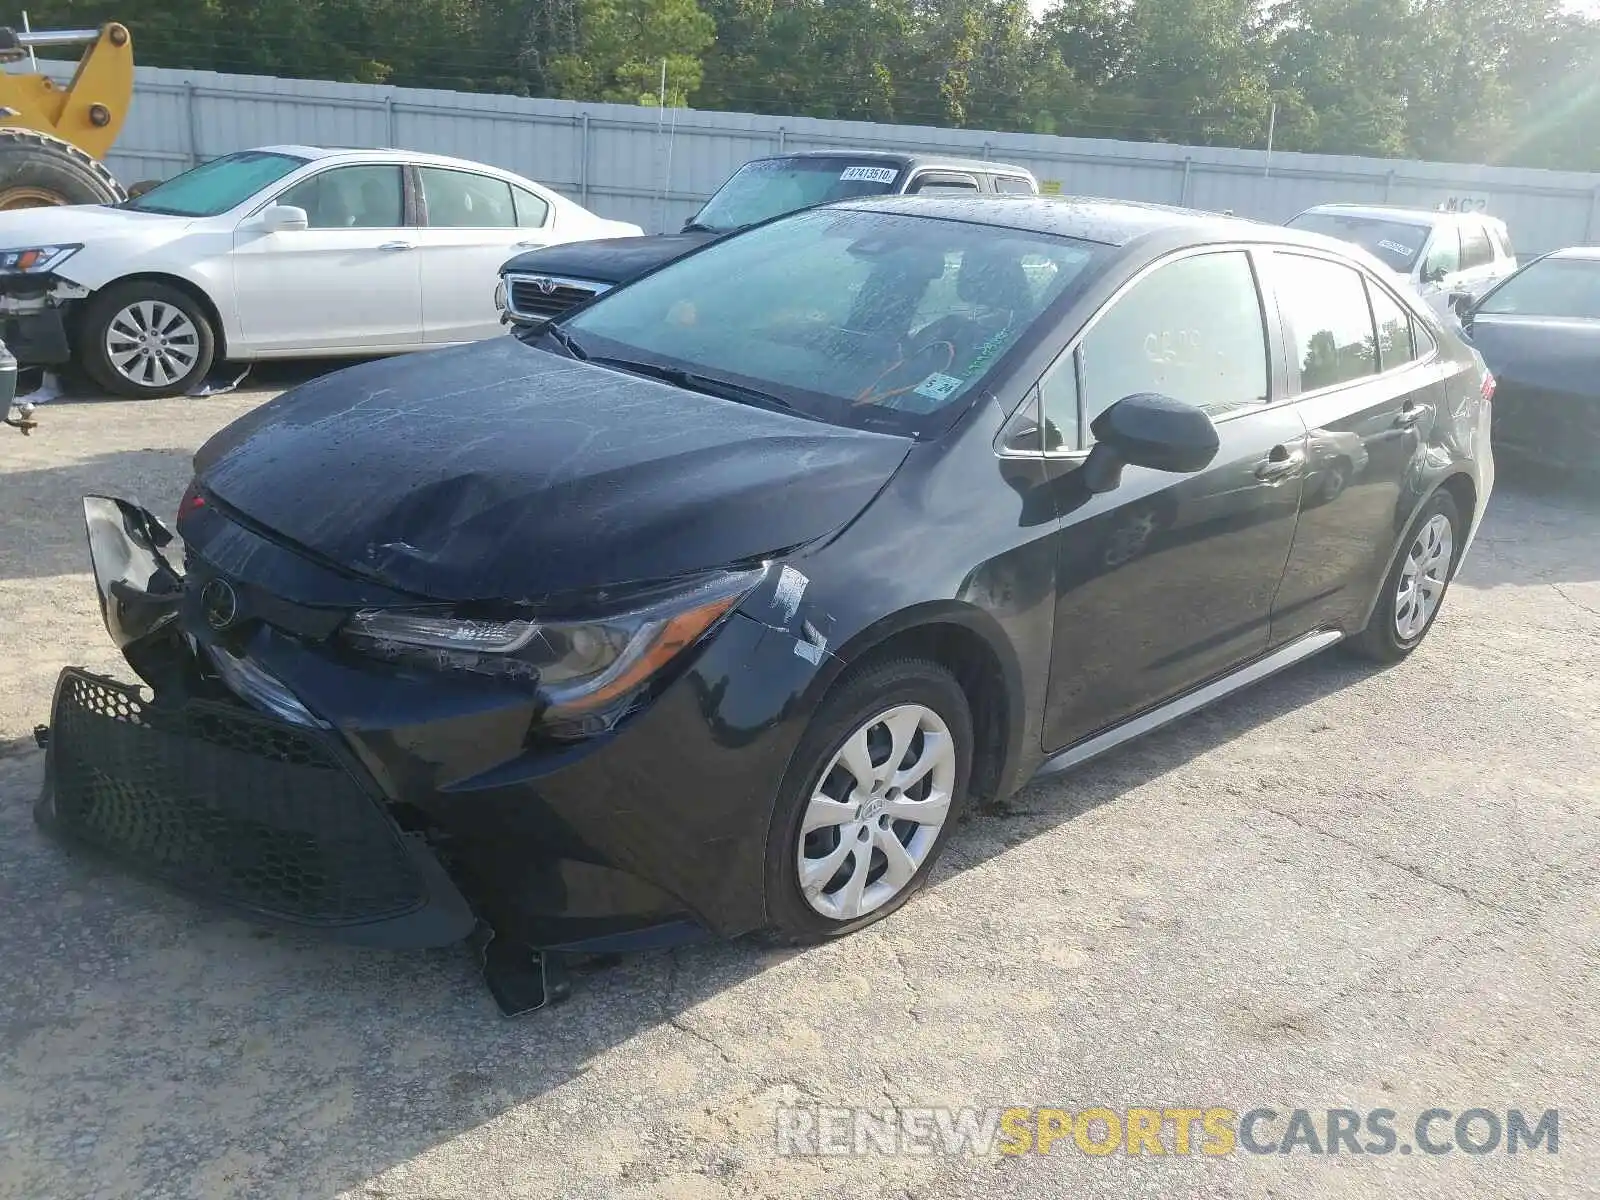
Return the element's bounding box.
[47,670,428,928]
[505,272,609,322]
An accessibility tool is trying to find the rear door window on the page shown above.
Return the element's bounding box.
[992,176,1036,194]
[1273,253,1379,392]
[419,167,516,228]
[1367,282,1417,371]
[1460,221,1495,270]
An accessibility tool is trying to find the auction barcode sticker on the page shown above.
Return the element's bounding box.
[840,166,899,184]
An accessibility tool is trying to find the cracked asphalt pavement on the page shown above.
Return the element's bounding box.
[1,374,1596,1199]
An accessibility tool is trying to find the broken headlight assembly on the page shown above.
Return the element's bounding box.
[339,566,766,732]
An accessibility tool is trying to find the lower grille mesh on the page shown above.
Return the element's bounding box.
[49,671,426,927]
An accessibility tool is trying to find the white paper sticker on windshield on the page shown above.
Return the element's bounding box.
[840,165,898,184]
[913,372,964,402]
[1378,239,1416,257]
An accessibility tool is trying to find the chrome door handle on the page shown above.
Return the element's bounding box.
[1254,447,1305,481]
[1393,402,1427,428]
[378,240,414,251]
[512,240,543,249]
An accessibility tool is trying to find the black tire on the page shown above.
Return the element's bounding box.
[0,129,125,209]
[763,657,973,941]
[78,280,217,399]
[1347,489,1461,663]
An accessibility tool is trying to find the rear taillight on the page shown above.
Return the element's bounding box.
[1480,372,1496,402]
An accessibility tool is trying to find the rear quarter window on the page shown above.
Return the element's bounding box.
[992,176,1036,195]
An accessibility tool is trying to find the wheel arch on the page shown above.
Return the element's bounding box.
[804,601,1027,808]
[75,271,230,360]
[1356,471,1475,630]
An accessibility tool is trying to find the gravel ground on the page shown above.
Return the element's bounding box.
[1,374,1597,1200]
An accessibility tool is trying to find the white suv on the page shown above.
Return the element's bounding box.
[1286,204,1517,309]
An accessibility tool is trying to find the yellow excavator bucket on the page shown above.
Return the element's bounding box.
[0,23,133,208]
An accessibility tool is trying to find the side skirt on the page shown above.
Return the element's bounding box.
[1033,629,1343,779]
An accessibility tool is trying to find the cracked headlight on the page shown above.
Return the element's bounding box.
[0,244,80,273]
[339,566,765,724]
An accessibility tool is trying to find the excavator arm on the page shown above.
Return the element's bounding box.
[0,23,132,161]
[0,23,132,209]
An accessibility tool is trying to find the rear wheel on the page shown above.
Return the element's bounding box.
[764,658,973,940]
[0,129,125,209]
[78,281,216,398]
[1347,489,1460,662]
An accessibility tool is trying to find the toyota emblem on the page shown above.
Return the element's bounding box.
[200,578,239,631]
[531,276,558,295]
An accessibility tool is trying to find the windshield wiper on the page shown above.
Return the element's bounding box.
[587,356,796,413]
[680,221,722,234]
[540,323,589,360]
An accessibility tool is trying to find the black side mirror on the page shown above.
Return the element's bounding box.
[1447,290,1475,318]
[1082,393,1220,494]
[1421,264,1447,285]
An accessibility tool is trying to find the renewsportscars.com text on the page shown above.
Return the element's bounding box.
[775,1105,1559,1158]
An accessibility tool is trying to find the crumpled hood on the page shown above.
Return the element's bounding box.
[500,231,720,287]
[192,338,912,602]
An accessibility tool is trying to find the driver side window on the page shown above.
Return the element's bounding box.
[1421,227,1462,280]
[278,165,403,230]
[1076,251,1270,427]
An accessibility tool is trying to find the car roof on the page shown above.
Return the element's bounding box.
[1546,245,1600,261]
[832,193,1307,248]
[754,149,1034,177]
[1295,202,1502,228]
[252,144,540,178]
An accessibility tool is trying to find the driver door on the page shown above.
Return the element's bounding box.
[1040,248,1308,751]
[231,163,422,355]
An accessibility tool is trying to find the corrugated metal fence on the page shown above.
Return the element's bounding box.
[42,60,1600,257]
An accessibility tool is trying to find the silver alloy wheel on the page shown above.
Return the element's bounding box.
[104,299,201,389]
[1394,512,1454,641]
[797,703,956,921]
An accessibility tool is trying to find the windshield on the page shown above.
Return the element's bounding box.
[691,158,906,232]
[1477,256,1600,320]
[561,207,1103,435]
[123,151,309,217]
[1286,212,1430,274]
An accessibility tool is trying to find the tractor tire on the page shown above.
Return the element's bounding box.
[0,129,126,210]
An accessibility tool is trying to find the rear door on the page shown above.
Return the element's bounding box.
[1455,218,1503,298]
[231,162,422,354]
[414,165,552,344]
[1040,246,1308,751]
[1264,249,1445,642]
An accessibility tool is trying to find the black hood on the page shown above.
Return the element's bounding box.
[192,339,911,603]
[500,231,722,288]
[1468,314,1600,399]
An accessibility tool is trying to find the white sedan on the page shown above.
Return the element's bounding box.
[0,145,641,397]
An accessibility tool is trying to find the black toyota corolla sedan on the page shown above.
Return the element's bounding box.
[39,196,1494,1013]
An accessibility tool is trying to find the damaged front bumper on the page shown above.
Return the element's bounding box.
[37,497,476,948]
[0,275,84,365]
[39,496,820,1009]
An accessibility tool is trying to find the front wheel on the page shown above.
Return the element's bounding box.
[78,281,216,398]
[763,658,973,940]
[1347,489,1461,662]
